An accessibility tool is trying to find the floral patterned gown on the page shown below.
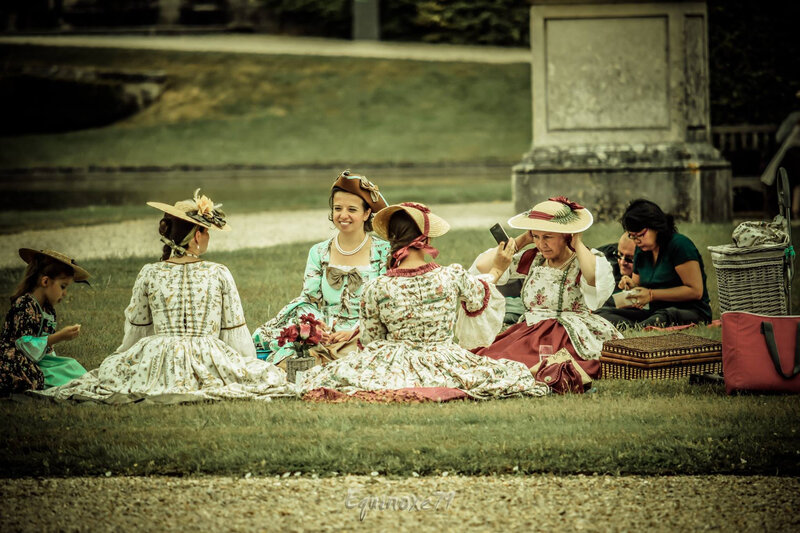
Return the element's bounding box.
[36,262,294,403]
[297,263,549,399]
[0,294,86,394]
[252,237,391,364]
[473,247,622,378]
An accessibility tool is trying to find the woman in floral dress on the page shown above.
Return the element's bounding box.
[253,170,390,366]
[297,202,549,400]
[472,197,622,379]
[36,190,293,403]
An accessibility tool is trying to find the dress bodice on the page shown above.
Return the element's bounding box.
[126,262,245,337]
[361,264,488,345]
[521,254,588,314]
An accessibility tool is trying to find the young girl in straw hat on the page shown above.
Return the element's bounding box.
[297,202,549,400]
[252,170,391,367]
[36,190,294,403]
[0,249,89,395]
[471,196,622,379]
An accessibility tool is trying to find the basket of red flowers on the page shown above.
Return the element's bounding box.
[277,313,325,382]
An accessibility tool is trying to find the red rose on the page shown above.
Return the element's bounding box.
[308,327,322,345]
[277,324,299,347]
[299,322,311,340]
[299,313,320,326]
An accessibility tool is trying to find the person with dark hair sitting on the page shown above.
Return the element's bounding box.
[596,232,636,306]
[595,199,712,328]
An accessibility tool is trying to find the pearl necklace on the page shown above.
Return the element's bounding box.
[335,233,369,256]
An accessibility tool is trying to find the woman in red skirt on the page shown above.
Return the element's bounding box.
[471,197,622,378]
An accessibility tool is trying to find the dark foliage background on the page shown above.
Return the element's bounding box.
[706,0,800,124]
[3,0,798,125]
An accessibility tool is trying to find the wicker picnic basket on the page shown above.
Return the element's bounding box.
[708,244,789,316]
[600,334,722,380]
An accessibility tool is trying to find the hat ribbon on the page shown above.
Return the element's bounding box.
[526,210,556,221]
[549,196,584,211]
[526,196,584,222]
[391,235,439,268]
[186,209,227,229]
[160,228,195,257]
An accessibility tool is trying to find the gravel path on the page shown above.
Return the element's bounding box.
[2,474,797,532]
[0,34,529,64]
[0,202,514,268]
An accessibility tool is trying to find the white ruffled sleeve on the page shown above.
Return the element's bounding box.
[115,264,155,353]
[452,264,505,350]
[581,249,615,310]
[218,265,257,359]
[468,248,529,285]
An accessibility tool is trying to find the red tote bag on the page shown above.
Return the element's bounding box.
[722,312,800,394]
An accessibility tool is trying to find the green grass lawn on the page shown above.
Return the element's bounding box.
[2,226,799,477]
[0,45,531,169]
[3,382,797,478]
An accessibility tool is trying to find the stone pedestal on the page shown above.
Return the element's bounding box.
[352,0,380,41]
[515,0,731,222]
[158,0,181,26]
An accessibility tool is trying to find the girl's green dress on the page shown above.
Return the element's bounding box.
[5,294,87,389]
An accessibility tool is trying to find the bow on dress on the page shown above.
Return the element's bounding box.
[326,266,364,292]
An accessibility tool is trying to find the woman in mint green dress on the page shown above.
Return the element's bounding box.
[253,170,390,366]
[0,249,89,394]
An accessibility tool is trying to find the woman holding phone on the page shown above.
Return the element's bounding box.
[471,196,622,379]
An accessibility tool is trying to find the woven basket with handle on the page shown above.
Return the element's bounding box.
[708,244,789,316]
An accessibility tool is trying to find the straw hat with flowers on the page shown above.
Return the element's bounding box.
[147,189,230,232]
[507,196,593,234]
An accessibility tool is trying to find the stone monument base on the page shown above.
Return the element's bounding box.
[512,142,732,223]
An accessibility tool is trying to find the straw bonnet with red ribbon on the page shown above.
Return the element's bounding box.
[147,189,231,232]
[373,202,450,268]
[507,196,593,234]
[18,248,90,282]
[331,170,388,213]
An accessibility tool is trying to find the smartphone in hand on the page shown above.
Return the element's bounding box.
[490,223,510,245]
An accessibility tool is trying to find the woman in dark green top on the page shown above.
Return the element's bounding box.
[595,199,712,327]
